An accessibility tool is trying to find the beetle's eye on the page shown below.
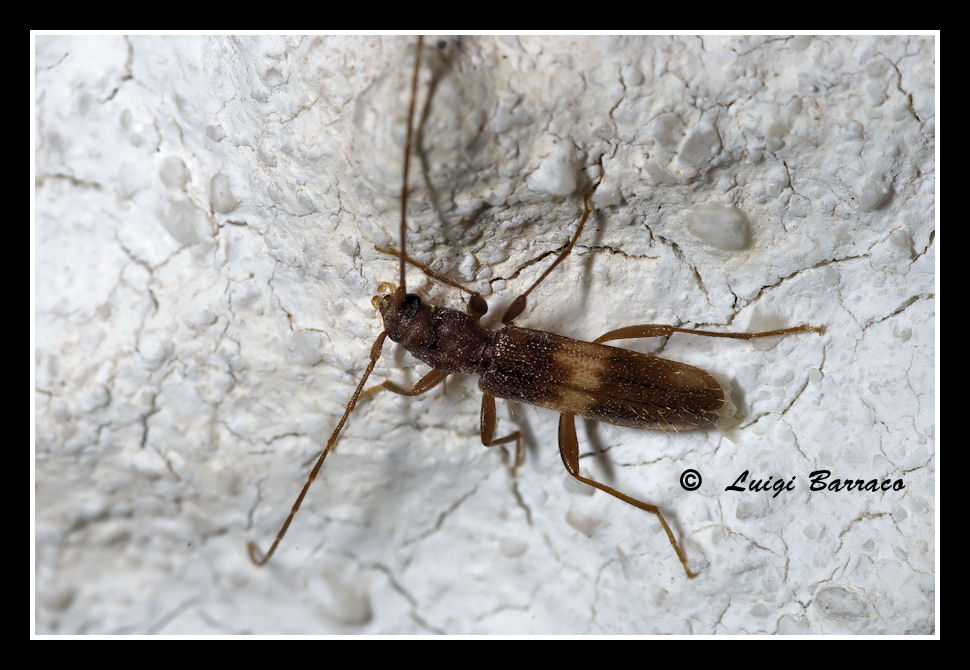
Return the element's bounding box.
[401,294,421,320]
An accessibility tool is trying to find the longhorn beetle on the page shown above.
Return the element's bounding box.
[247,36,823,578]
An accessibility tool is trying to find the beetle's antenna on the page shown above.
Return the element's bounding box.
[248,332,388,566]
[398,35,424,295]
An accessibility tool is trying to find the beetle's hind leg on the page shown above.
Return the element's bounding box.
[558,411,698,579]
[593,323,824,345]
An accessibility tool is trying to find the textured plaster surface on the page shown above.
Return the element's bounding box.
[34,35,935,635]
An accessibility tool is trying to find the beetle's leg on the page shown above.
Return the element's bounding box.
[593,323,824,344]
[481,392,524,475]
[359,368,447,402]
[558,411,698,579]
[501,192,593,324]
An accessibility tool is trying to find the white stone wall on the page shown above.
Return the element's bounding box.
[34,34,935,635]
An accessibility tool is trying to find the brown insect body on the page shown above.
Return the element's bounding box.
[379,291,724,432]
[248,37,822,579]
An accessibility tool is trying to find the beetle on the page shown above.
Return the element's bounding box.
[247,36,822,578]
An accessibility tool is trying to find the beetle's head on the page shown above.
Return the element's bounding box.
[372,283,434,348]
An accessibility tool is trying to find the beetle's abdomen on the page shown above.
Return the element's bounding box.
[479,326,724,431]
